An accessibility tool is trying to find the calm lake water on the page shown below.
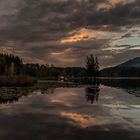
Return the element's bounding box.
[0,81,140,140]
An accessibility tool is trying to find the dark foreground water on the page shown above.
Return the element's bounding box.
[0,84,139,140]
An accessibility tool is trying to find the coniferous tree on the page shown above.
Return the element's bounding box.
[95,56,100,77]
[86,54,99,77]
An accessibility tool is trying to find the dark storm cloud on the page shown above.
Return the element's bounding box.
[1,0,140,42]
[11,38,109,66]
[105,49,140,67]
[0,0,140,67]
[0,0,97,41]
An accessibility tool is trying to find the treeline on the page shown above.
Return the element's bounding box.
[101,57,140,77]
[101,67,140,77]
[0,54,100,79]
[23,65,86,79]
[0,54,22,76]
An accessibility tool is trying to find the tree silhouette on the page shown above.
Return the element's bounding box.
[85,54,99,77]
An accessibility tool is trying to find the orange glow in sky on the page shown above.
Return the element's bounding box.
[96,0,135,10]
[60,28,106,44]
[0,47,13,54]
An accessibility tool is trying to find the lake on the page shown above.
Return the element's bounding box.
[0,81,139,140]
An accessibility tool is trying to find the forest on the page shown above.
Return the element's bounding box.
[0,54,100,80]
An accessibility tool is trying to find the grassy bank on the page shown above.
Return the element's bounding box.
[0,76,36,87]
[67,77,100,84]
[37,77,100,88]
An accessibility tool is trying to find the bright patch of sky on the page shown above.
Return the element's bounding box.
[111,37,140,46]
[129,46,140,50]
[110,27,140,47]
[102,46,126,51]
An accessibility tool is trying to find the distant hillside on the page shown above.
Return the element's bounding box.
[116,57,140,68]
[101,57,140,77]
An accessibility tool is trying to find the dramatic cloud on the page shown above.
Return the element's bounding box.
[0,0,140,68]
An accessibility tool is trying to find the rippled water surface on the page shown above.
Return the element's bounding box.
[0,84,139,140]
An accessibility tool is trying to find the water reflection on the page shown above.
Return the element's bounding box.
[0,78,140,105]
[0,87,34,104]
[101,79,140,97]
[0,87,57,104]
[85,86,100,104]
[0,86,101,105]
[124,89,140,97]
[0,85,139,139]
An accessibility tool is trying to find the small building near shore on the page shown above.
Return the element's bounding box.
[58,75,65,81]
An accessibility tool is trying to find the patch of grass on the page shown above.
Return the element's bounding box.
[0,76,36,87]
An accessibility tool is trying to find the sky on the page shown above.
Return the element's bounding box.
[0,0,140,68]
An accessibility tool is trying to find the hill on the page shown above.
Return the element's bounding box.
[101,57,140,77]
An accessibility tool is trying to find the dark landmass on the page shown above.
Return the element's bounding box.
[0,53,140,87]
[0,54,100,86]
[101,57,140,77]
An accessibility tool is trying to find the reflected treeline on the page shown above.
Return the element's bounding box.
[124,89,140,97]
[0,87,55,104]
[101,79,140,97]
[85,84,100,104]
[0,78,139,104]
[0,88,34,104]
[0,97,19,104]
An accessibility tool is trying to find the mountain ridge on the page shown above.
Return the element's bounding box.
[101,57,140,77]
[116,57,140,68]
